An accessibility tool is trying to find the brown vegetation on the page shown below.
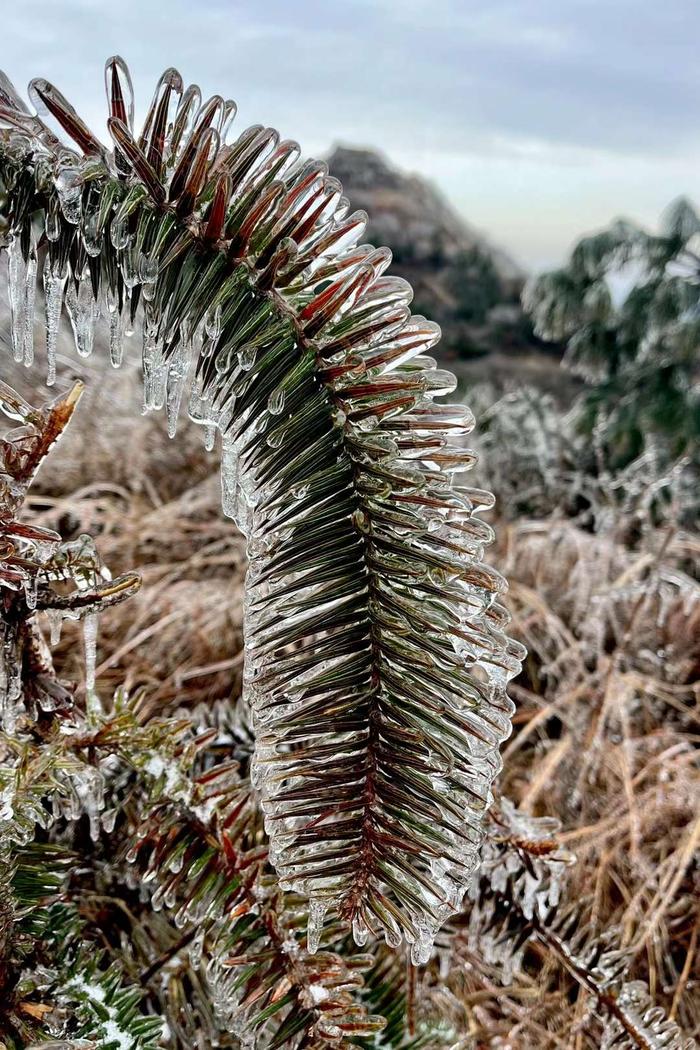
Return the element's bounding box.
[9,345,697,1046]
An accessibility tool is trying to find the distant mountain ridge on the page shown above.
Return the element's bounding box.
[328,146,525,284]
[327,146,570,397]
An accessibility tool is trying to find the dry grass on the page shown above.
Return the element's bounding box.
[4,335,247,720]
[475,518,699,1044]
[5,336,698,1047]
[436,395,699,1046]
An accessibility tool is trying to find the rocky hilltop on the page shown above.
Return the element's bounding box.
[328,147,568,395]
[329,146,523,283]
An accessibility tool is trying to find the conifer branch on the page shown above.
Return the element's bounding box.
[0,56,524,958]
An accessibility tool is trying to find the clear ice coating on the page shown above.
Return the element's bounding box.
[0,56,526,960]
[165,341,190,437]
[43,254,65,386]
[65,277,98,357]
[82,611,99,709]
[306,898,329,955]
[8,236,29,363]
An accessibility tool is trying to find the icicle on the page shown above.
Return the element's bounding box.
[230,1012,255,1050]
[43,255,65,386]
[106,290,124,367]
[120,242,140,290]
[352,915,369,946]
[82,612,99,711]
[22,244,37,367]
[123,302,135,338]
[166,342,190,438]
[64,278,98,358]
[45,196,62,242]
[142,317,167,411]
[383,919,402,949]
[306,898,329,954]
[110,310,124,367]
[410,921,434,966]
[25,572,39,610]
[0,647,6,724]
[0,632,23,736]
[82,209,102,257]
[138,253,159,285]
[221,440,239,520]
[204,423,217,451]
[189,384,213,425]
[8,238,27,363]
[187,331,212,425]
[46,609,64,647]
[84,766,105,842]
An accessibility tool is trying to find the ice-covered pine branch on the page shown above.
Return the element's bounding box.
[452,802,698,1050]
[0,56,524,960]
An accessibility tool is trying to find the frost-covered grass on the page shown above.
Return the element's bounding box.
[5,340,698,1045]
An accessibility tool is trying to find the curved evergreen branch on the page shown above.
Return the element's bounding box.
[459,803,698,1050]
[0,57,523,960]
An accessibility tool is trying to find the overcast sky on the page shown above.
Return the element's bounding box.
[3,0,698,271]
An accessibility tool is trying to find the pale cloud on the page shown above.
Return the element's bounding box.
[2,0,697,270]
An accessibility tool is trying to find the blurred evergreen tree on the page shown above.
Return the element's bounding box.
[524,198,700,468]
[446,246,503,323]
